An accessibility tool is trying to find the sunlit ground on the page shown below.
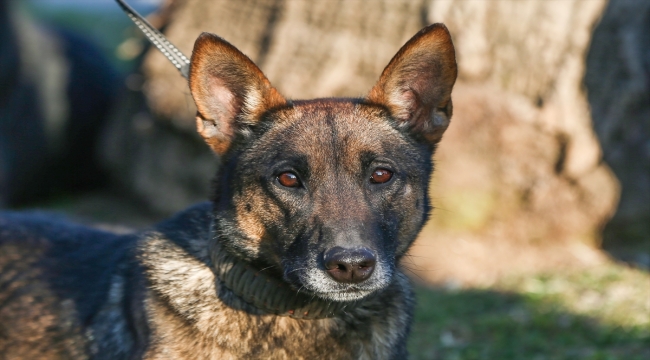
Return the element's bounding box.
[409,264,650,359]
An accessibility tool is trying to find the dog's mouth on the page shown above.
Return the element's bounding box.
[284,263,393,302]
[315,286,377,302]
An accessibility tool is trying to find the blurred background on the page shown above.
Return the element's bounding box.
[0,0,648,358]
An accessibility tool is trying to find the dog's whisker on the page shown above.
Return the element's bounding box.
[401,266,426,282]
[258,265,277,272]
[285,267,307,275]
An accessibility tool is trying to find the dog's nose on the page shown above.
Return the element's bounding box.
[323,247,376,284]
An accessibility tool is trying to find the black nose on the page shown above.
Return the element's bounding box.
[323,247,376,284]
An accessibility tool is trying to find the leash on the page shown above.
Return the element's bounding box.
[115,0,190,79]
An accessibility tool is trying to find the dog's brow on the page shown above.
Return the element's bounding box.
[358,150,380,169]
[115,0,190,78]
[272,155,311,177]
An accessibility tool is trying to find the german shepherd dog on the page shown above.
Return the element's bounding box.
[0,23,457,359]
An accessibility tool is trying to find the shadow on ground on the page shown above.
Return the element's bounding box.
[409,286,650,360]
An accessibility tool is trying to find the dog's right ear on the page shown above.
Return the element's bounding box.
[189,33,287,154]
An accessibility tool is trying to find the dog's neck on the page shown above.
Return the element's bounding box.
[210,239,358,320]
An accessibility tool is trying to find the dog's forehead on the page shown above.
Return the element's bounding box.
[240,99,420,180]
[270,100,403,150]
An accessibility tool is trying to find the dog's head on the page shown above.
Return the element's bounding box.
[190,24,456,302]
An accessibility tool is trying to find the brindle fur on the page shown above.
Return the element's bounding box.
[0,24,456,359]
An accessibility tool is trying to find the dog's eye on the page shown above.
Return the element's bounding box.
[277,172,301,188]
[370,168,393,184]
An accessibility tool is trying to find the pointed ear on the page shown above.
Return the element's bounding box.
[189,32,287,154]
[368,23,457,145]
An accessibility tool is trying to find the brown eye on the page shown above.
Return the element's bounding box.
[370,168,393,184]
[277,172,301,188]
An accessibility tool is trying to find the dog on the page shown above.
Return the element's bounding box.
[0,23,457,359]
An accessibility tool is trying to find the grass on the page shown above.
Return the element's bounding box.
[409,264,650,359]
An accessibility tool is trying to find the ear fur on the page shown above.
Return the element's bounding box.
[189,32,286,154]
[368,23,457,145]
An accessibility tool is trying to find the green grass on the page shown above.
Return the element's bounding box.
[409,264,650,359]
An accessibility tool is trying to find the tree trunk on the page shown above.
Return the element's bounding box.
[104,0,626,285]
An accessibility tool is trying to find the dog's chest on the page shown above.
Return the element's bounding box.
[139,258,410,359]
[138,217,412,359]
[144,291,402,360]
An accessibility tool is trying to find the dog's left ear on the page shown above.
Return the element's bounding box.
[368,23,457,145]
[189,33,287,154]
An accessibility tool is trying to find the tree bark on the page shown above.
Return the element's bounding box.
[104,0,628,284]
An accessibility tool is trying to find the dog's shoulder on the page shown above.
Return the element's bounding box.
[137,201,214,272]
[149,201,213,247]
[135,201,218,310]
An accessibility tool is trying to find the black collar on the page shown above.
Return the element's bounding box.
[210,241,358,320]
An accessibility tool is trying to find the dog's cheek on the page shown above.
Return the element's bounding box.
[282,238,314,285]
[232,188,282,257]
[235,208,265,243]
[393,183,428,256]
